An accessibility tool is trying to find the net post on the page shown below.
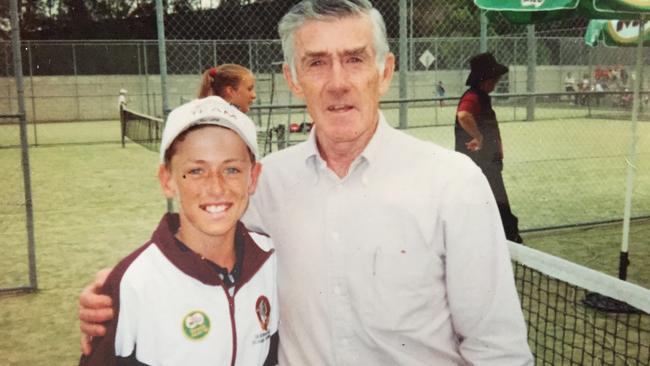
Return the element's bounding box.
[618,251,629,281]
[120,105,126,148]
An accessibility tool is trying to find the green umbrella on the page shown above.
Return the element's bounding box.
[585,19,650,46]
[475,0,649,283]
[477,0,650,23]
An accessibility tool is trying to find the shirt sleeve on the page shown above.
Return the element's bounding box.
[457,91,480,117]
[79,263,143,366]
[440,160,533,365]
[79,272,123,366]
[242,170,270,235]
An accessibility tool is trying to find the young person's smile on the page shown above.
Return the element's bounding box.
[160,126,260,245]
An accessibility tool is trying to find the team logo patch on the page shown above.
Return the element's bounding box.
[255,295,271,331]
[182,310,211,340]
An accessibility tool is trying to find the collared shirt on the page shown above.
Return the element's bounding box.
[80,214,278,366]
[244,113,533,366]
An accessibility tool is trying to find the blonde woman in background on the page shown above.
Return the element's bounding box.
[197,64,257,113]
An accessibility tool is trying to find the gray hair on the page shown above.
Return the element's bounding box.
[278,0,390,81]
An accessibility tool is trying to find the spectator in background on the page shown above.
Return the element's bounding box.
[620,67,629,87]
[455,52,523,244]
[117,89,127,110]
[579,73,591,105]
[594,65,607,83]
[594,79,605,106]
[564,72,576,92]
[198,64,257,113]
[564,72,577,104]
[436,80,446,106]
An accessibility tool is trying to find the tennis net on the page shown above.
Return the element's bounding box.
[120,107,164,152]
[509,242,650,365]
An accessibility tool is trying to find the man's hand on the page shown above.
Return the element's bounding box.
[79,268,114,355]
[465,135,483,152]
[457,111,483,153]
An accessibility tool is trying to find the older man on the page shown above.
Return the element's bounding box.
[79,1,533,365]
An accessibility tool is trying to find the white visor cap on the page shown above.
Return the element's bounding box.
[159,96,258,163]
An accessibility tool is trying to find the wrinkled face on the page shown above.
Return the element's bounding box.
[230,73,256,113]
[283,15,394,146]
[159,126,261,244]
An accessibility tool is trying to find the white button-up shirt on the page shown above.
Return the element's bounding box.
[244,113,533,365]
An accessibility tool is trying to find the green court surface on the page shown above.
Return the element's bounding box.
[0,107,648,365]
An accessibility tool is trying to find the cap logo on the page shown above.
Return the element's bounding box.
[191,99,238,120]
[255,295,271,331]
[182,310,211,340]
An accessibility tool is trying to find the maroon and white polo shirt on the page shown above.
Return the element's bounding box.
[80,213,277,366]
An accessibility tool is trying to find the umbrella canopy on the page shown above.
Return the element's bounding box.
[475,0,650,24]
[586,19,650,46]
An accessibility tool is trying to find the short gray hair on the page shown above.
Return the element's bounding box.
[278,0,390,81]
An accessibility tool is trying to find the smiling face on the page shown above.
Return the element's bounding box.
[159,125,261,246]
[283,14,394,148]
[228,72,256,113]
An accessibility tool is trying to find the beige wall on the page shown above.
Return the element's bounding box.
[0,65,643,122]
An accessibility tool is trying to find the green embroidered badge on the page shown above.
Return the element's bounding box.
[182,310,211,340]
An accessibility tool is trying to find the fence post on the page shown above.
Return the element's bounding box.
[248,41,253,73]
[72,44,81,120]
[408,0,414,72]
[137,42,145,113]
[213,40,217,67]
[197,42,202,73]
[143,41,151,115]
[10,0,37,291]
[526,24,536,121]
[26,41,37,145]
[480,10,488,53]
[583,47,595,118]
[155,0,170,120]
[398,0,408,129]
[5,43,12,114]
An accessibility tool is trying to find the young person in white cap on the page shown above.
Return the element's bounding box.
[79,96,277,366]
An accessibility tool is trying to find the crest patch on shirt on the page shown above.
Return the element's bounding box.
[255,295,271,331]
[182,310,211,340]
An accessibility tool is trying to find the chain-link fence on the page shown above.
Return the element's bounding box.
[2,37,647,122]
[158,0,649,233]
[1,0,648,232]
